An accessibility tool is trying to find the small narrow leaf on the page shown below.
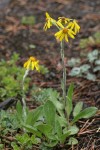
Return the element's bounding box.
[16,101,23,115]
[66,83,74,117]
[71,107,98,124]
[67,83,74,101]
[73,101,83,117]
[16,101,23,121]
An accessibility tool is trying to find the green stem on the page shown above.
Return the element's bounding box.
[22,69,29,118]
[60,41,69,125]
[60,40,66,104]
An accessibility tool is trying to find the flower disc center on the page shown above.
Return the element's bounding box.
[63,28,68,33]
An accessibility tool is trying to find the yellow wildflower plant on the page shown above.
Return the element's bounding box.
[57,17,70,25]
[67,19,80,34]
[24,56,40,72]
[55,22,76,42]
[43,12,56,31]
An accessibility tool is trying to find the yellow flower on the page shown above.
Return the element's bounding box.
[57,17,70,25]
[43,12,56,31]
[67,19,80,34]
[55,22,75,42]
[24,56,40,71]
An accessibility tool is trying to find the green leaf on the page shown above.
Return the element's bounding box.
[93,66,100,72]
[47,89,64,116]
[15,133,30,145]
[87,49,98,63]
[0,144,4,149]
[67,137,78,145]
[29,44,36,49]
[66,83,74,117]
[68,125,79,135]
[16,101,23,121]
[21,16,35,25]
[73,101,83,117]
[67,83,74,101]
[86,73,96,81]
[37,124,52,136]
[56,115,67,127]
[80,64,90,73]
[71,107,98,124]
[22,124,42,137]
[31,135,40,144]
[26,106,43,125]
[16,101,23,115]
[55,119,62,138]
[60,131,71,143]
[44,140,58,147]
[63,125,79,136]
[95,60,100,65]
[69,67,81,76]
[43,100,56,126]
[11,142,20,150]
[67,58,80,67]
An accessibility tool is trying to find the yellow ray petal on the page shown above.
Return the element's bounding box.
[24,61,28,68]
[27,60,31,69]
[66,22,73,28]
[59,33,65,41]
[55,30,63,36]
[68,30,75,39]
[46,12,50,18]
[31,62,35,70]
[57,21,64,29]
[65,34,68,42]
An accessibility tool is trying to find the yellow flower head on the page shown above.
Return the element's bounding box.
[24,56,40,72]
[43,12,56,31]
[55,22,76,42]
[57,17,70,25]
[67,19,80,34]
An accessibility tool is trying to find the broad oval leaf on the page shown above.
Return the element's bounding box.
[66,83,74,118]
[71,107,98,124]
[68,125,79,135]
[43,100,56,126]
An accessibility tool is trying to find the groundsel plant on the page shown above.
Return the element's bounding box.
[42,12,97,145]
[44,12,80,119]
[22,57,40,118]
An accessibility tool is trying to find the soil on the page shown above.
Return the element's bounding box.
[0,0,100,149]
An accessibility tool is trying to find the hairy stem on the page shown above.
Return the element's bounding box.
[60,40,66,104]
[60,41,69,125]
[22,69,29,118]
